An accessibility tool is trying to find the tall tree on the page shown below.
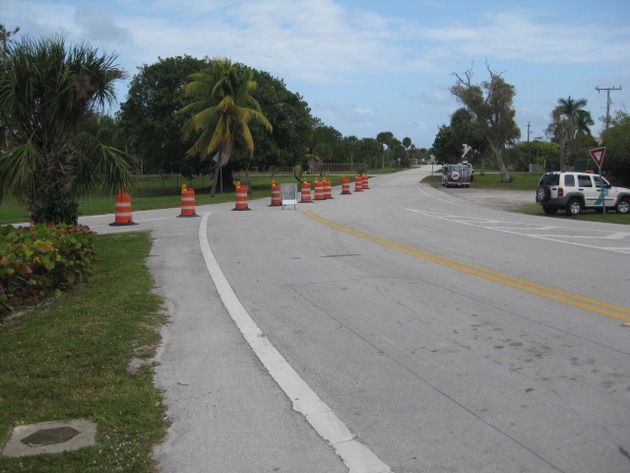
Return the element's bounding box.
[246,68,315,171]
[545,96,593,171]
[118,55,210,175]
[179,58,272,196]
[451,63,521,182]
[344,135,359,169]
[601,111,630,186]
[0,36,135,224]
[376,131,395,168]
[358,137,382,169]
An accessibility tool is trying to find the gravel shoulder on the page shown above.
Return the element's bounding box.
[437,187,534,211]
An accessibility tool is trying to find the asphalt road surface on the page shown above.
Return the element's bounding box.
[87,166,630,473]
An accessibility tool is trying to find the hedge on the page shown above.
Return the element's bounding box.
[0,224,95,316]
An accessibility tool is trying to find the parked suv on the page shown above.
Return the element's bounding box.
[535,171,630,215]
[442,163,473,188]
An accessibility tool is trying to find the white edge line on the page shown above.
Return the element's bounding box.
[198,212,392,473]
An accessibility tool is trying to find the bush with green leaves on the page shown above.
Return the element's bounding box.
[0,224,95,314]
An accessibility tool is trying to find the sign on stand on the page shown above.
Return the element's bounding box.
[589,147,606,215]
[280,183,298,210]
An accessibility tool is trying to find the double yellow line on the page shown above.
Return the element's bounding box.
[302,210,630,323]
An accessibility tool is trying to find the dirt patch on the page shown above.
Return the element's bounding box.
[438,188,534,211]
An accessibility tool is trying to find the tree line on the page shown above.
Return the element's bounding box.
[1,29,629,224]
[435,62,629,185]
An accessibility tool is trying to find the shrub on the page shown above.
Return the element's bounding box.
[0,224,95,315]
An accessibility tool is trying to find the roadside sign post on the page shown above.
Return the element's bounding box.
[589,147,606,215]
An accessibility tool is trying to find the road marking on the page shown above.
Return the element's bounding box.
[198,213,392,473]
[405,208,630,255]
[413,185,630,254]
[302,210,630,323]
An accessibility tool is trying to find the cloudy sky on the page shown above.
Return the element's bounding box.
[3,0,630,149]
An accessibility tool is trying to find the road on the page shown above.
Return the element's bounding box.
[87,166,630,473]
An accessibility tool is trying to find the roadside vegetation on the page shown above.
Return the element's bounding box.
[0,172,365,225]
[0,232,168,473]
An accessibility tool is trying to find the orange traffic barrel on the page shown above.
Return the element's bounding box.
[179,185,198,217]
[362,173,369,189]
[270,180,281,206]
[314,178,325,200]
[323,177,333,199]
[300,180,313,203]
[233,181,250,211]
[354,174,363,192]
[340,176,352,195]
[110,190,137,226]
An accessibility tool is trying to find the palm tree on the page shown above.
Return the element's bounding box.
[0,36,135,224]
[179,58,272,196]
[546,96,593,170]
[0,24,19,53]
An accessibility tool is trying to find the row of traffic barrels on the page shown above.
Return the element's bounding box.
[111,174,370,221]
[239,174,369,211]
[110,185,198,225]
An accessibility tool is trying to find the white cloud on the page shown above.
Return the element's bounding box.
[74,4,132,45]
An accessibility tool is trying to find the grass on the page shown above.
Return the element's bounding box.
[0,232,168,473]
[0,173,352,225]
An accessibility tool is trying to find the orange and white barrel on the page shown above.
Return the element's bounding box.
[180,185,197,217]
[233,181,250,211]
[314,179,325,200]
[340,176,352,195]
[323,177,333,199]
[300,180,313,203]
[110,191,135,226]
[270,180,281,206]
[354,174,363,192]
[362,173,369,189]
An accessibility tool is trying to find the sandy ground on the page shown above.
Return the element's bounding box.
[436,187,534,211]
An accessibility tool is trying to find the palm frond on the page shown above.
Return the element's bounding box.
[0,138,43,202]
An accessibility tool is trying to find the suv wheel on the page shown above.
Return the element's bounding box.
[536,185,550,203]
[616,198,630,214]
[565,198,582,216]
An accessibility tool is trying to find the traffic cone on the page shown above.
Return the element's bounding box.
[354,174,363,192]
[340,176,352,195]
[362,173,369,189]
[110,190,138,226]
[233,181,250,211]
[179,184,198,217]
[314,178,325,201]
[300,180,313,203]
[323,176,333,199]
[270,180,281,206]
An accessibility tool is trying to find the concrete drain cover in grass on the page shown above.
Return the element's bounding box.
[1,419,96,457]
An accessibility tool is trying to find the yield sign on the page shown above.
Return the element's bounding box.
[589,147,606,167]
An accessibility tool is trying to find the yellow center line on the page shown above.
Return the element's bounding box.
[302,210,630,323]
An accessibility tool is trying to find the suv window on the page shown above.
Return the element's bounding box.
[593,175,609,188]
[564,175,575,186]
[578,175,592,187]
[539,174,559,186]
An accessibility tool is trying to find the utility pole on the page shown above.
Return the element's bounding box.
[526,121,532,170]
[596,85,621,131]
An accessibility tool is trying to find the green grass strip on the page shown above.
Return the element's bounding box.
[0,232,168,473]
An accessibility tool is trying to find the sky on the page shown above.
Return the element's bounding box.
[3,0,630,149]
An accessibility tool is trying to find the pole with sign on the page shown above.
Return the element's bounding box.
[589,147,606,215]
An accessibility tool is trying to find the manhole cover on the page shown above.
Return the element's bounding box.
[21,426,80,447]
[1,420,97,457]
